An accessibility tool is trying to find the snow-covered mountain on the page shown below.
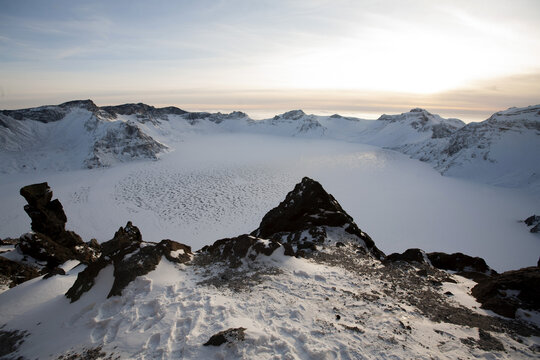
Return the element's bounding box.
[412,105,540,188]
[1,178,538,359]
[0,100,168,171]
[1,100,539,190]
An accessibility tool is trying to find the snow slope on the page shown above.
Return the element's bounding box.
[0,228,538,359]
[0,101,167,172]
[397,105,540,190]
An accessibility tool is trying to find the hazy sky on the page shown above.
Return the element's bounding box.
[1,0,539,121]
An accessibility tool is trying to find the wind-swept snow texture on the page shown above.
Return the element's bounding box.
[1,101,539,272]
[0,248,538,359]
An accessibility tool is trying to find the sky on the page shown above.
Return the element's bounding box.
[1,0,539,122]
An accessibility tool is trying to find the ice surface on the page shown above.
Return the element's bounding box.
[1,133,538,272]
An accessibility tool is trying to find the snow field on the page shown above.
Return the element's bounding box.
[1,248,538,359]
[0,134,538,271]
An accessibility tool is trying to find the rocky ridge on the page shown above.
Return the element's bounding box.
[0,178,539,358]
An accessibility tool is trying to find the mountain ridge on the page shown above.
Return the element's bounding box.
[1,100,539,191]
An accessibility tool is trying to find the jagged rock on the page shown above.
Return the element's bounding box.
[383,248,428,265]
[203,327,246,346]
[460,329,505,352]
[101,103,187,123]
[251,177,384,259]
[524,215,540,233]
[84,122,167,169]
[87,238,101,251]
[477,329,505,352]
[20,183,67,238]
[59,99,99,113]
[0,330,28,357]
[66,222,192,302]
[471,266,540,318]
[427,252,496,281]
[524,215,539,226]
[0,257,40,288]
[17,233,75,268]
[384,249,495,282]
[199,234,281,268]
[17,183,97,266]
[100,221,142,255]
[109,239,191,297]
[42,267,66,279]
[158,239,192,264]
[1,105,67,123]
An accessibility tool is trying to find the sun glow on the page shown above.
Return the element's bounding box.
[252,14,538,95]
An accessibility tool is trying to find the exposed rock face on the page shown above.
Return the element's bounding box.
[378,108,464,138]
[0,257,40,288]
[20,183,67,238]
[252,177,384,259]
[268,110,326,135]
[199,234,282,268]
[524,215,540,226]
[84,122,167,169]
[383,249,496,282]
[471,267,540,318]
[203,327,246,346]
[18,183,98,266]
[427,252,496,281]
[102,103,187,124]
[524,215,540,233]
[17,232,90,268]
[66,222,192,302]
[383,248,428,265]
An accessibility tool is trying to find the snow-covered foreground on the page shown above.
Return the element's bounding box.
[1,134,538,272]
[1,246,538,360]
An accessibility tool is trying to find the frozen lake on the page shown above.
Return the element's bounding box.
[1,133,538,271]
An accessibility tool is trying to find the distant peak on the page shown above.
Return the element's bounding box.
[229,111,248,117]
[59,99,98,112]
[410,108,430,114]
[275,109,306,120]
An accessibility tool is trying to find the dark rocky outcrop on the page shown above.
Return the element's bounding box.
[66,222,192,302]
[427,252,497,281]
[203,327,246,346]
[0,257,40,288]
[101,103,187,123]
[383,249,497,282]
[524,215,539,226]
[1,100,98,123]
[471,266,540,318]
[199,234,281,268]
[0,330,28,358]
[20,182,67,238]
[524,215,540,233]
[383,248,428,265]
[460,329,505,352]
[58,99,99,113]
[84,123,168,169]
[251,177,384,259]
[17,183,98,266]
[42,266,66,279]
